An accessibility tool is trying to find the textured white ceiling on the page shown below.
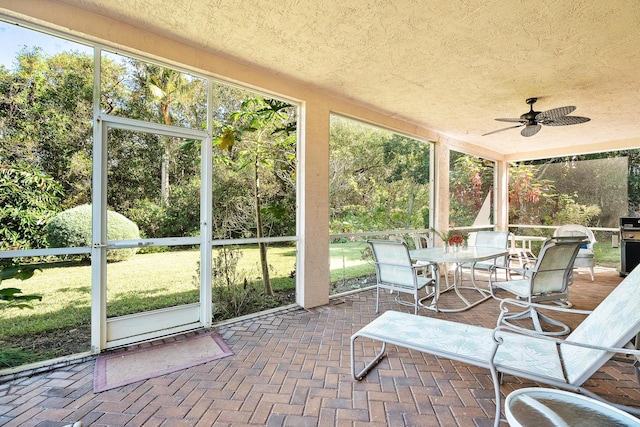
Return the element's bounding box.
[56,0,640,157]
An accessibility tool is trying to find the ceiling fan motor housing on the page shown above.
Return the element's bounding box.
[522,98,540,124]
[521,111,540,124]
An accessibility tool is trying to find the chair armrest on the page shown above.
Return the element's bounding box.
[411,262,439,281]
[412,260,437,266]
[498,297,593,316]
[488,264,532,285]
[411,261,438,270]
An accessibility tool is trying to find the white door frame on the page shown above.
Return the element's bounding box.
[91,114,211,350]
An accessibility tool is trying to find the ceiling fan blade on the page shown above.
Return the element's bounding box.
[482,124,524,136]
[521,124,541,137]
[542,116,591,126]
[536,106,576,120]
[495,117,526,123]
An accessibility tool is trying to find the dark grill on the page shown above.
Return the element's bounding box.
[620,217,640,276]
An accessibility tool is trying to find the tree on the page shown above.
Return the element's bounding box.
[449,153,494,227]
[102,59,211,237]
[328,117,431,233]
[0,48,94,209]
[382,134,431,228]
[214,98,297,296]
[625,149,640,215]
[512,156,625,227]
[508,163,556,225]
[130,63,206,206]
[329,117,389,232]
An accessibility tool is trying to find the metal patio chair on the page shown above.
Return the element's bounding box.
[489,237,584,336]
[367,239,438,315]
[463,230,511,282]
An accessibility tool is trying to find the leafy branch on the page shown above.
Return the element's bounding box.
[0,263,42,311]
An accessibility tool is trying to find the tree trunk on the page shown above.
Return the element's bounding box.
[161,153,170,206]
[407,182,416,229]
[160,136,171,206]
[254,158,273,296]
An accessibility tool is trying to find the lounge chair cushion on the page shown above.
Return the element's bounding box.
[561,268,640,384]
[356,311,565,382]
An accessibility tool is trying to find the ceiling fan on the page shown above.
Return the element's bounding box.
[483,98,590,137]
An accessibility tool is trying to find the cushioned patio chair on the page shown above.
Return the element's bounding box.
[351,264,640,427]
[554,224,596,280]
[367,239,438,314]
[489,237,584,336]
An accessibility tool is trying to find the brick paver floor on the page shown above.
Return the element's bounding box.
[1,267,638,426]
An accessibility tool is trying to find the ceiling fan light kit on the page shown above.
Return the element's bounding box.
[483,97,590,137]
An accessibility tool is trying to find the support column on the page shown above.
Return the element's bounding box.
[434,142,450,244]
[495,159,510,231]
[296,101,330,308]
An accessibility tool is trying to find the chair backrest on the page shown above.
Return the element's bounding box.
[509,232,517,251]
[473,231,510,267]
[367,239,417,289]
[554,224,596,249]
[411,233,429,250]
[474,230,510,249]
[529,237,583,294]
[560,264,640,385]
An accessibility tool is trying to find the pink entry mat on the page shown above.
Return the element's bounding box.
[93,331,233,392]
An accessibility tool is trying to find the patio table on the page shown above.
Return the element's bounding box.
[410,246,508,312]
[505,387,640,427]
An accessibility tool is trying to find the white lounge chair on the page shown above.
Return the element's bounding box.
[351,264,640,426]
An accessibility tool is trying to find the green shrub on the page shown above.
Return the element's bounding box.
[552,194,602,226]
[46,204,140,262]
[209,246,279,320]
[126,199,165,238]
[126,180,201,239]
[163,179,201,237]
[0,162,63,250]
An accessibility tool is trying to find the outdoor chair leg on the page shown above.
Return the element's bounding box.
[489,363,505,427]
[350,336,387,381]
[501,307,570,336]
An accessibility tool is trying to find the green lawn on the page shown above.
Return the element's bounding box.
[1,242,372,340]
[594,242,621,269]
[329,240,374,282]
[1,245,298,338]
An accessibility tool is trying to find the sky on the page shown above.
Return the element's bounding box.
[0,21,92,69]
